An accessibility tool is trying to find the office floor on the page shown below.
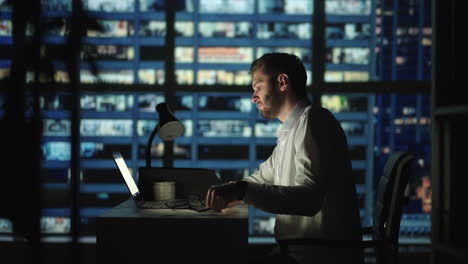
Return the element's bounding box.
[1,242,430,264]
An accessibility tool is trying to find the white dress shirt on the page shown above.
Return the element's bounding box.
[243,98,363,264]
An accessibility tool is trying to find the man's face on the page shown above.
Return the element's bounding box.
[251,67,283,119]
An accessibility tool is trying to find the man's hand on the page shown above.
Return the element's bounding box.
[205,181,246,211]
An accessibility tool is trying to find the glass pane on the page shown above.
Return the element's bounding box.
[257,22,311,40]
[198,47,252,63]
[87,20,134,37]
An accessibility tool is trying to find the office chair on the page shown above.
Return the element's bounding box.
[277,151,415,264]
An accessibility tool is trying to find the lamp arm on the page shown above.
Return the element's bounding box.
[145,123,160,168]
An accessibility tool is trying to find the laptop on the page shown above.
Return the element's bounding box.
[112,152,170,209]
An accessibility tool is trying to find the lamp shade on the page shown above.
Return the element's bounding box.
[156,103,184,140]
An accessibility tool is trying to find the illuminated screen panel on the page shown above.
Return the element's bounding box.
[325,0,371,15]
[255,121,281,138]
[197,120,252,138]
[81,70,134,84]
[83,45,135,61]
[197,70,250,85]
[0,20,12,36]
[257,22,311,40]
[321,94,368,112]
[42,0,72,12]
[138,69,165,85]
[87,20,134,37]
[199,22,252,39]
[257,47,312,64]
[326,23,371,41]
[198,47,252,64]
[326,47,370,65]
[81,94,134,112]
[80,119,133,137]
[258,0,313,14]
[324,71,369,82]
[199,0,254,14]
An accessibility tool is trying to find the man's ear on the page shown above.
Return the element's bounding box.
[277,73,289,92]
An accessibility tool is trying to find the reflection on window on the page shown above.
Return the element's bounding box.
[87,20,134,37]
[326,23,371,40]
[44,119,71,136]
[139,21,165,37]
[81,94,134,112]
[42,0,72,12]
[197,70,250,85]
[81,70,134,84]
[81,119,133,136]
[326,47,369,65]
[83,0,135,12]
[257,22,311,39]
[175,47,194,63]
[198,47,252,63]
[199,0,254,14]
[198,120,251,137]
[255,121,281,137]
[257,47,311,63]
[325,71,369,82]
[198,95,252,112]
[199,22,252,38]
[259,0,313,14]
[0,20,12,36]
[138,69,164,84]
[83,45,134,61]
[176,70,194,84]
[326,0,371,15]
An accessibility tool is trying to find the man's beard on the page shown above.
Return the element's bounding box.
[259,88,283,119]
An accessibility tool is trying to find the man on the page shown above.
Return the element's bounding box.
[205,53,363,264]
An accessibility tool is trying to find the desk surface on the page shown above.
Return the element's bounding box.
[99,198,248,219]
[97,199,249,264]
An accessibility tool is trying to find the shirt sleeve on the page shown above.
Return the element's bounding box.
[243,107,339,217]
[242,147,276,185]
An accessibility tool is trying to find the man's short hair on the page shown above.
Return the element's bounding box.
[250,52,307,97]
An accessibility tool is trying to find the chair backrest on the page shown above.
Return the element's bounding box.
[372,151,415,243]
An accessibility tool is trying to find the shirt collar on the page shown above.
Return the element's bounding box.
[281,98,311,130]
[276,98,311,141]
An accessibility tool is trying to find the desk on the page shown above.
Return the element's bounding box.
[97,199,248,264]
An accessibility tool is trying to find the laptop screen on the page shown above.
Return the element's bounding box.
[112,152,139,197]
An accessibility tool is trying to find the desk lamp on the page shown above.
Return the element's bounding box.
[145,102,184,168]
